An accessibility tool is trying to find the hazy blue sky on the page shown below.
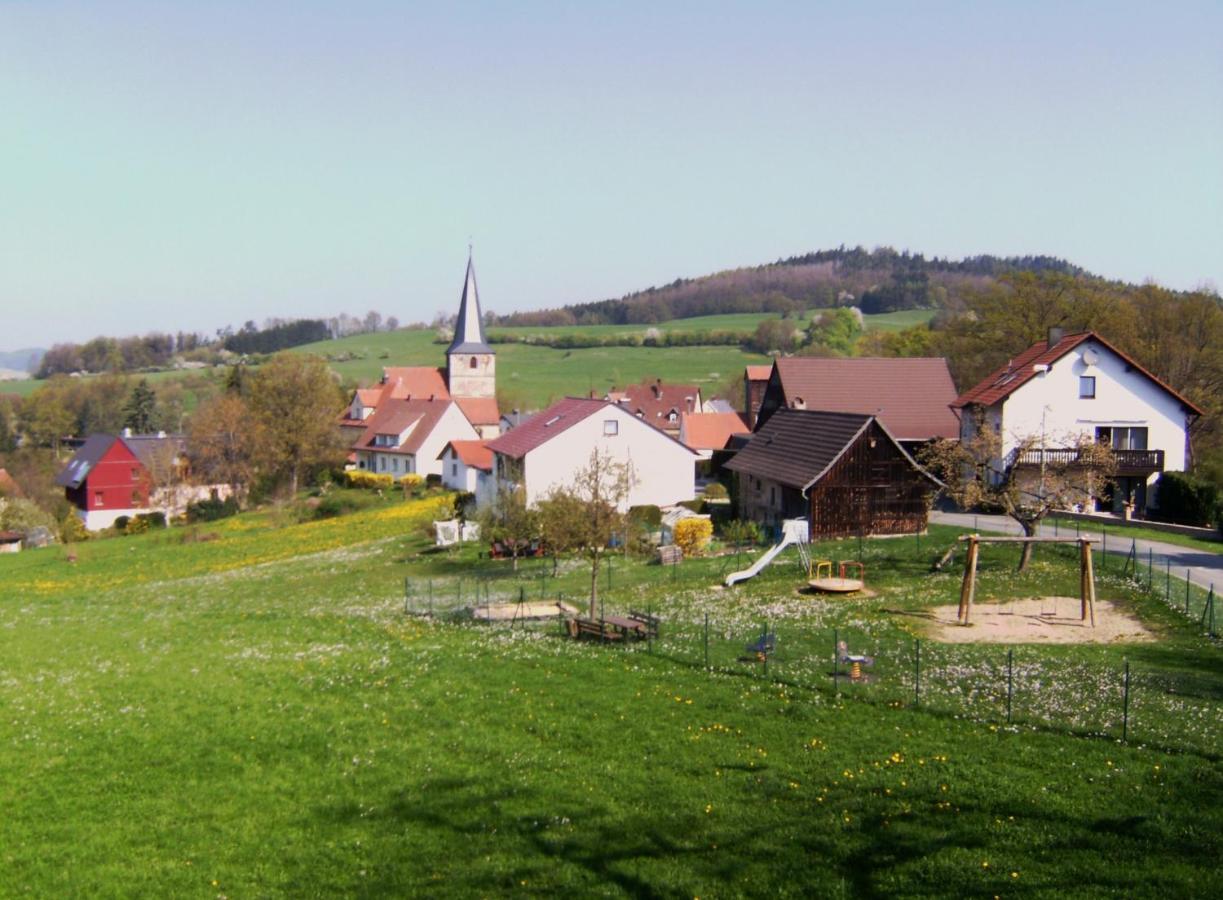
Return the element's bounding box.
[2,1,1220,349]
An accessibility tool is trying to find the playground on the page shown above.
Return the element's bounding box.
[925,597,1155,644]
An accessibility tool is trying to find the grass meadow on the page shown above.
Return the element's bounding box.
[1,494,1219,896]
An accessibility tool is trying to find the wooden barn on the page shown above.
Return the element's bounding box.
[725,408,941,539]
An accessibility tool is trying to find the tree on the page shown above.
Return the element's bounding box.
[123,380,157,433]
[921,414,1116,571]
[537,449,635,614]
[186,394,261,500]
[475,485,539,571]
[245,353,345,496]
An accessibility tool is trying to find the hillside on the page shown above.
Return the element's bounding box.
[497,246,1086,327]
[0,348,44,373]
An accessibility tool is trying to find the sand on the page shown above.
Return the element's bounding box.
[472,601,580,621]
[923,597,1155,644]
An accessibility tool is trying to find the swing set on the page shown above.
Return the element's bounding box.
[956,535,1097,627]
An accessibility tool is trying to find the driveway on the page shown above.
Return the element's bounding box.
[930,511,1223,595]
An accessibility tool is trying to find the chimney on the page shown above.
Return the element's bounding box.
[157,430,166,438]
[1047,327,1064,349]
[122,427,132,438]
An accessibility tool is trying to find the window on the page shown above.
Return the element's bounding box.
[378,457,386,472]
[94,491,103,507]
[392,457,400,472]
[131,468,140,481]
[469,356,478,369]
[1098,426,1148,450]
[603,419,618,436]
[1079,376,1096,399]
[451,462,458,477]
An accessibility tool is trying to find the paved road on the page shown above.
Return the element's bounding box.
[930,511,1223,594]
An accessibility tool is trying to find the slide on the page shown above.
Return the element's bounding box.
[724,534,795,586]
[723,518,810,587]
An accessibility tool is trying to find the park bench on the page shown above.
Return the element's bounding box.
[566,617,625,641]
[627,609,661,639]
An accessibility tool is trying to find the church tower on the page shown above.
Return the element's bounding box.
[446,253,496,400]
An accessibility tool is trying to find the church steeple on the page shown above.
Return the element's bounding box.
[446,250,497,406]
[447,252,493,355]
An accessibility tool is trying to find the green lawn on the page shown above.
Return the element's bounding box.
[1,497,1218,896]
[1048,514,1223,555]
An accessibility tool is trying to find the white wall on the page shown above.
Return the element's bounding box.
[413,404,479,479]
[518,405,696,509]
[1000,339,1192,492]
[440,449,480,493]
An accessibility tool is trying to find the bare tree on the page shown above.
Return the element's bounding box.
[921,413,1116,570]
[475,484,539,571]
[536,450,635,614]
[187,393,263,501]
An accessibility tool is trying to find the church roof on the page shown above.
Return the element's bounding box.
[447,254,493,355]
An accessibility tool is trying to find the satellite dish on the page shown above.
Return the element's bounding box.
[1082,349,1100,367]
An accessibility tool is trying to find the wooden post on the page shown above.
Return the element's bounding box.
[1082,540,1096,626]
[959,536,980,625]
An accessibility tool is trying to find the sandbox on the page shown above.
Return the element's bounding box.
[472,601,580,621]
[925,597,1155,644]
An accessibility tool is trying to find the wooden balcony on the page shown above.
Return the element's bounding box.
[1009,447,1164,476]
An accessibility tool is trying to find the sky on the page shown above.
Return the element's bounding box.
[1,1,1220,350]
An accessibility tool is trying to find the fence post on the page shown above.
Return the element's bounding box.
[1101,529,1106,569]
[833,628,840,695]
[647,601,653,654]
[1185,571,1191,615]
[1147,548,1153,590]
[762,620,769,678]
[404,577,410,614]
[1006,647,1014,725]
[1165,559,1171,602]
[703,613,710,670]
[1121,659,1130,743]
[1054,517,1059,536]
[914,639,921,707]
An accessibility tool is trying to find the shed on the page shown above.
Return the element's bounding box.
[725,408,941,539]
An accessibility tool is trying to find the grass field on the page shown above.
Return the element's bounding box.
[5,309,935,406]
[2,495,1219,896]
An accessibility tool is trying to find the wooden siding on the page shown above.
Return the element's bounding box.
[807,422,933,538]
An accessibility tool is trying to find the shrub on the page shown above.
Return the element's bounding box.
[399,473,424,490]
[703,482,729,500]
[343,470,395,490]
[113,515,131,533]
[125,516,150,535]
[673,518,713,557]
[315,495,361,519]
[187,496,240,523]
[60,513,89,544]
[628,505,663,529]
[1154,472,1219,526]
[719,519,761,547]
[425,473,443,489]
[135,511,167,529]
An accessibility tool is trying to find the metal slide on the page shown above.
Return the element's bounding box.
[723,519,810,587]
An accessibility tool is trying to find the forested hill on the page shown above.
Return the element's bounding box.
[495,246,1089,327]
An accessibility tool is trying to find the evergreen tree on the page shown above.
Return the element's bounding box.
[122,380,157,434]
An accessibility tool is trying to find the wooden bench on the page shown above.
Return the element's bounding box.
[627,609,661,639]
[566,617,625,641]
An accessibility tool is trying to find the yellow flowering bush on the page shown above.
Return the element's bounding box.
[673,518,713,557]
[344,470,395,490]
[398,474,424,489]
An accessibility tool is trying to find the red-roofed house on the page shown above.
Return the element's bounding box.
[953,329,1203,516]
[439,439,494,503]
[679,411,750,460]
[755,357,960,448]
[604,379,702,436]
[351,399,478,479]
[485,397,697,508]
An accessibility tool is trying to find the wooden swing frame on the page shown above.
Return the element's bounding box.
[956,535,1096,627]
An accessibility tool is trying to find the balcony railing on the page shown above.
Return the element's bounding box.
[1008,447,1164,473]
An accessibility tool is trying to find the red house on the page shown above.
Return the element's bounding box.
[56,433,184,531]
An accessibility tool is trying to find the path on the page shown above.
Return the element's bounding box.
[930,511,1222,594]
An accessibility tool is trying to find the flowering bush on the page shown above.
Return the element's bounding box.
[673,518,713,557]
[398,474,424,489]
[344,470,395,490]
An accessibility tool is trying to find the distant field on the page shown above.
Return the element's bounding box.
[7,309,934,405]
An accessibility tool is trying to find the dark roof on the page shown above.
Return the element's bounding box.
[0,530,23,543]
[485,397,608,459]
[952,331,1204,414]
[447,254,493,355]
[123,434,185,470]
[725,408,938,490]
[771,357,959,441]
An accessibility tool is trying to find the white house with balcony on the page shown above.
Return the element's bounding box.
[483,397,698,509]
[952,329,1203,517]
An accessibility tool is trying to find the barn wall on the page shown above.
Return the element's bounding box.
[808,423,933,538]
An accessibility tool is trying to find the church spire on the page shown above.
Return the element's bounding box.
[447,251,493,355]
